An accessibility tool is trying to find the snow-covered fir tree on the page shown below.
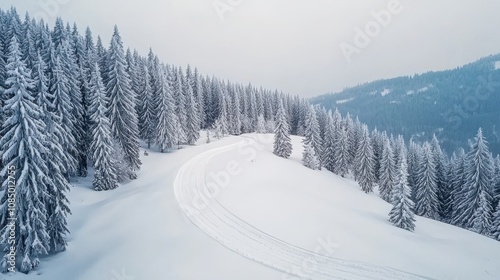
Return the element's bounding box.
[172,66,188,143]
[450,148,467,225]
[431,135,451,222]
[273,100,292,158]
[193,67,206,129]
[492,204,500,240]
[389,154,416,231]
[415,142,440,220]
[303,142,321,170]
[216,91,229,137]
[454,128,494,234]
[492,156,500,211]
[321,112,336,172]
[89,62,117,191]
[256,114,266,133]
[49,52,78,176]
[155,67,178,152]
[228,84,241,135]
[334,127,350,177]
[105,25,141,179]
[355,125,376,193]
[302,105,322,163]
[0,36,51,273]
[138,63,154,148]
[33,52,71,254]
[185,78,200,145]
[379,137,397,202]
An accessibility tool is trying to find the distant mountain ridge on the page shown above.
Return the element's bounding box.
[312,54,500,156]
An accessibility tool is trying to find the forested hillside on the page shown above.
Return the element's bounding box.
[312,55,500,155]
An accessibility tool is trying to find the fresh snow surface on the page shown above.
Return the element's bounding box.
[380,89,391,96]
[336,97,355,104]
[8,134,500,280]
[495,61,500,70]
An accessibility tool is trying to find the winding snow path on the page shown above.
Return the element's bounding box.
[174,138,432,280]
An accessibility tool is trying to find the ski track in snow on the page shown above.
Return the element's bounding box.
[174,138,434,280]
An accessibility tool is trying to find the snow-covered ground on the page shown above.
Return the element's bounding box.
[7,134,500,280]
[380,89,391,96]
[336,97,355,104]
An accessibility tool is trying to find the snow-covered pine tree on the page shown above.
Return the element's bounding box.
[273,100,292,158]
[371,128,383,184]
[491,204,500,240]
[105,26,141,179]
[185,78,200,145]
[302,105,322,165]
[450,148,467,225]
[89,62,118,191]
[155,66,178,152]
[173,66,188,143]
[379,137,397,202]
[95,35,107,81]
[303,141,321,170]
[205,77,218,128]
[247,85,257,132]
[265,119,275,133]
[333,127,350,177]
[493,156,500,212]
[217,91,229,137]
[355,125,376,193]
[389,154,416,231]
[407,140,421,200]
[49,52,78,177]
[343,113,356,169]
[193,67,206,129]
[430,135,451,221]
[454,128,494,234]
[256,114,266,133]
[20,14,37,71]
[56,38,86,178]
[321,112,336,172]
[110,138,129,182]
[444,152,458,224]
[0,36,51,273]
[213,118,222,140]
[138,63,154,148]
[70,24,91,178]
[415,142,440,220]
[33,52,71,254]
[125,48,140,100]
[255,89,264,119]
[228,84,241,135]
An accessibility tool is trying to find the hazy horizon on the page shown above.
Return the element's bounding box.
[1,0,500,97]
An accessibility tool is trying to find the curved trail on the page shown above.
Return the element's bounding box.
[174,138,432,280]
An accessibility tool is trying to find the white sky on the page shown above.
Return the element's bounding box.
[2,0,500,97]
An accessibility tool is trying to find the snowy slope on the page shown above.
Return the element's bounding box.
[8,134,500,280]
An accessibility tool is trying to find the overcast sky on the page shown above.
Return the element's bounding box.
[2,0,500,97]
